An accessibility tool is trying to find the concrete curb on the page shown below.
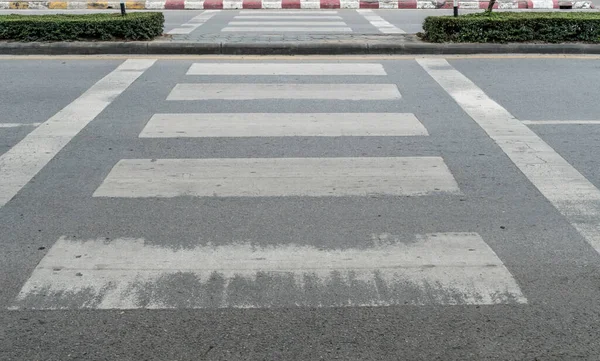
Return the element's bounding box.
[2,40,600,55]
[0,0,594,9]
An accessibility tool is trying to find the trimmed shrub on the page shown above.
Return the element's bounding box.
[0,12,164,41]
[421,12,600,43]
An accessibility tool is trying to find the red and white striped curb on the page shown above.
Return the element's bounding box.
[0,0,593,8]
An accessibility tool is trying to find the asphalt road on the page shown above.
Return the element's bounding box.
[1,55,600,360]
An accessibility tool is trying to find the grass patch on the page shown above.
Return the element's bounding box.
[0,12,164,41]
[421,11,600,43]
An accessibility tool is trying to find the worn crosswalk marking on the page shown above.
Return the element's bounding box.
[167,83,401,100]
[10,233,526,310]
[186,63,387,75]
[139,113,428,137]
[92,157,459,198]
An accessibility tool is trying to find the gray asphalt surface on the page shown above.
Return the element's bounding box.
[1,55,600,360]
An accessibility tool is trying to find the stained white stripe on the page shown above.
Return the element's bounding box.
[228,21,348,26]
[186,63,387,75]
[238,10,339,13]
[139,113,428,137]
[93,157,459,198]
[167,83,401,100]
[234,15,343,19]
[222,27,352,32]
[418,57,600,254]
[10,233,526,309]
[168,11,218,35]
[0,59,155,209]
[0,122,42,128]
[357,9,405,34]
[522,120,600,125]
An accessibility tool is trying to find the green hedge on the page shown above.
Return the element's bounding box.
[0,12,164,41]
[421,12,600,43]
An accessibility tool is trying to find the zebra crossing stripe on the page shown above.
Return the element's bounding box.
[233,15,343,19]
[222,26,351,31]
[9,232,526,309]
[139,113,428,137]
[167,10,219,34]
[418,57,600,255]
[357,9,405,34]
[167,83,401,100]
[0,59,155,209]
[228,21,348,25]
[186,63,386,75]
[92,157,459,198]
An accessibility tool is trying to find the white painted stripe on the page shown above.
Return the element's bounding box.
[522,120,600,125]
[139,113,428,137]
[238,10,339,13]
[357,9,405,34]
[167,83,401,100]
[10,232,525,309]
[228,21,348,26]
[0,59,155,209]
[223,0,243,8]
[419,57,600,255]
[0,122,42,128]
[186,63,387,75]
[168,11,219,35]
[93,157,459,198]
[234,15,343,19]
[222,27,352,32]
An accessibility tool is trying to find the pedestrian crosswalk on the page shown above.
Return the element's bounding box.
[222,9,352,32]
[10,233,525,309]
[7,60,530,310]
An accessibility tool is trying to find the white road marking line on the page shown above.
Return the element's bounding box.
[167,83,401,100]
[0,59,155,209]
[356,9,405,34]
[419,57,600,254]
[522,120,600,125]
[139,113,428,137]
[93,157,460,198]
[9,232,526,309]
[222,27,352,32]
[238,10,339,13]
[228,21,348,26]
[167,11,219,35]
[186,63,387,75]
[0,123,42,128]
[234,15,343,19]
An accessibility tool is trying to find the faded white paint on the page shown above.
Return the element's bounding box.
[139,113,428,138]
[10,233,526,309]
[186,63,387,75]
[167,83,401,100]
[356,9,405,34]
[0,59,155,209]
[418,57,600,254]
[222,26,352,32]
[238,9,338,13]
[234,15,343,19]
[300,0,321,8]
[530,0,554,7]
[340,0,359,7]
[0,123,41,128]
[93,157,459,198]
[145,0,166,9]
[228,21,348,26]
[167,11,219,35]
[183,0,204,9]
[522,120,600,125]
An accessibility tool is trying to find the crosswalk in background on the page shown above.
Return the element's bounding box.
[8,61,528,310]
